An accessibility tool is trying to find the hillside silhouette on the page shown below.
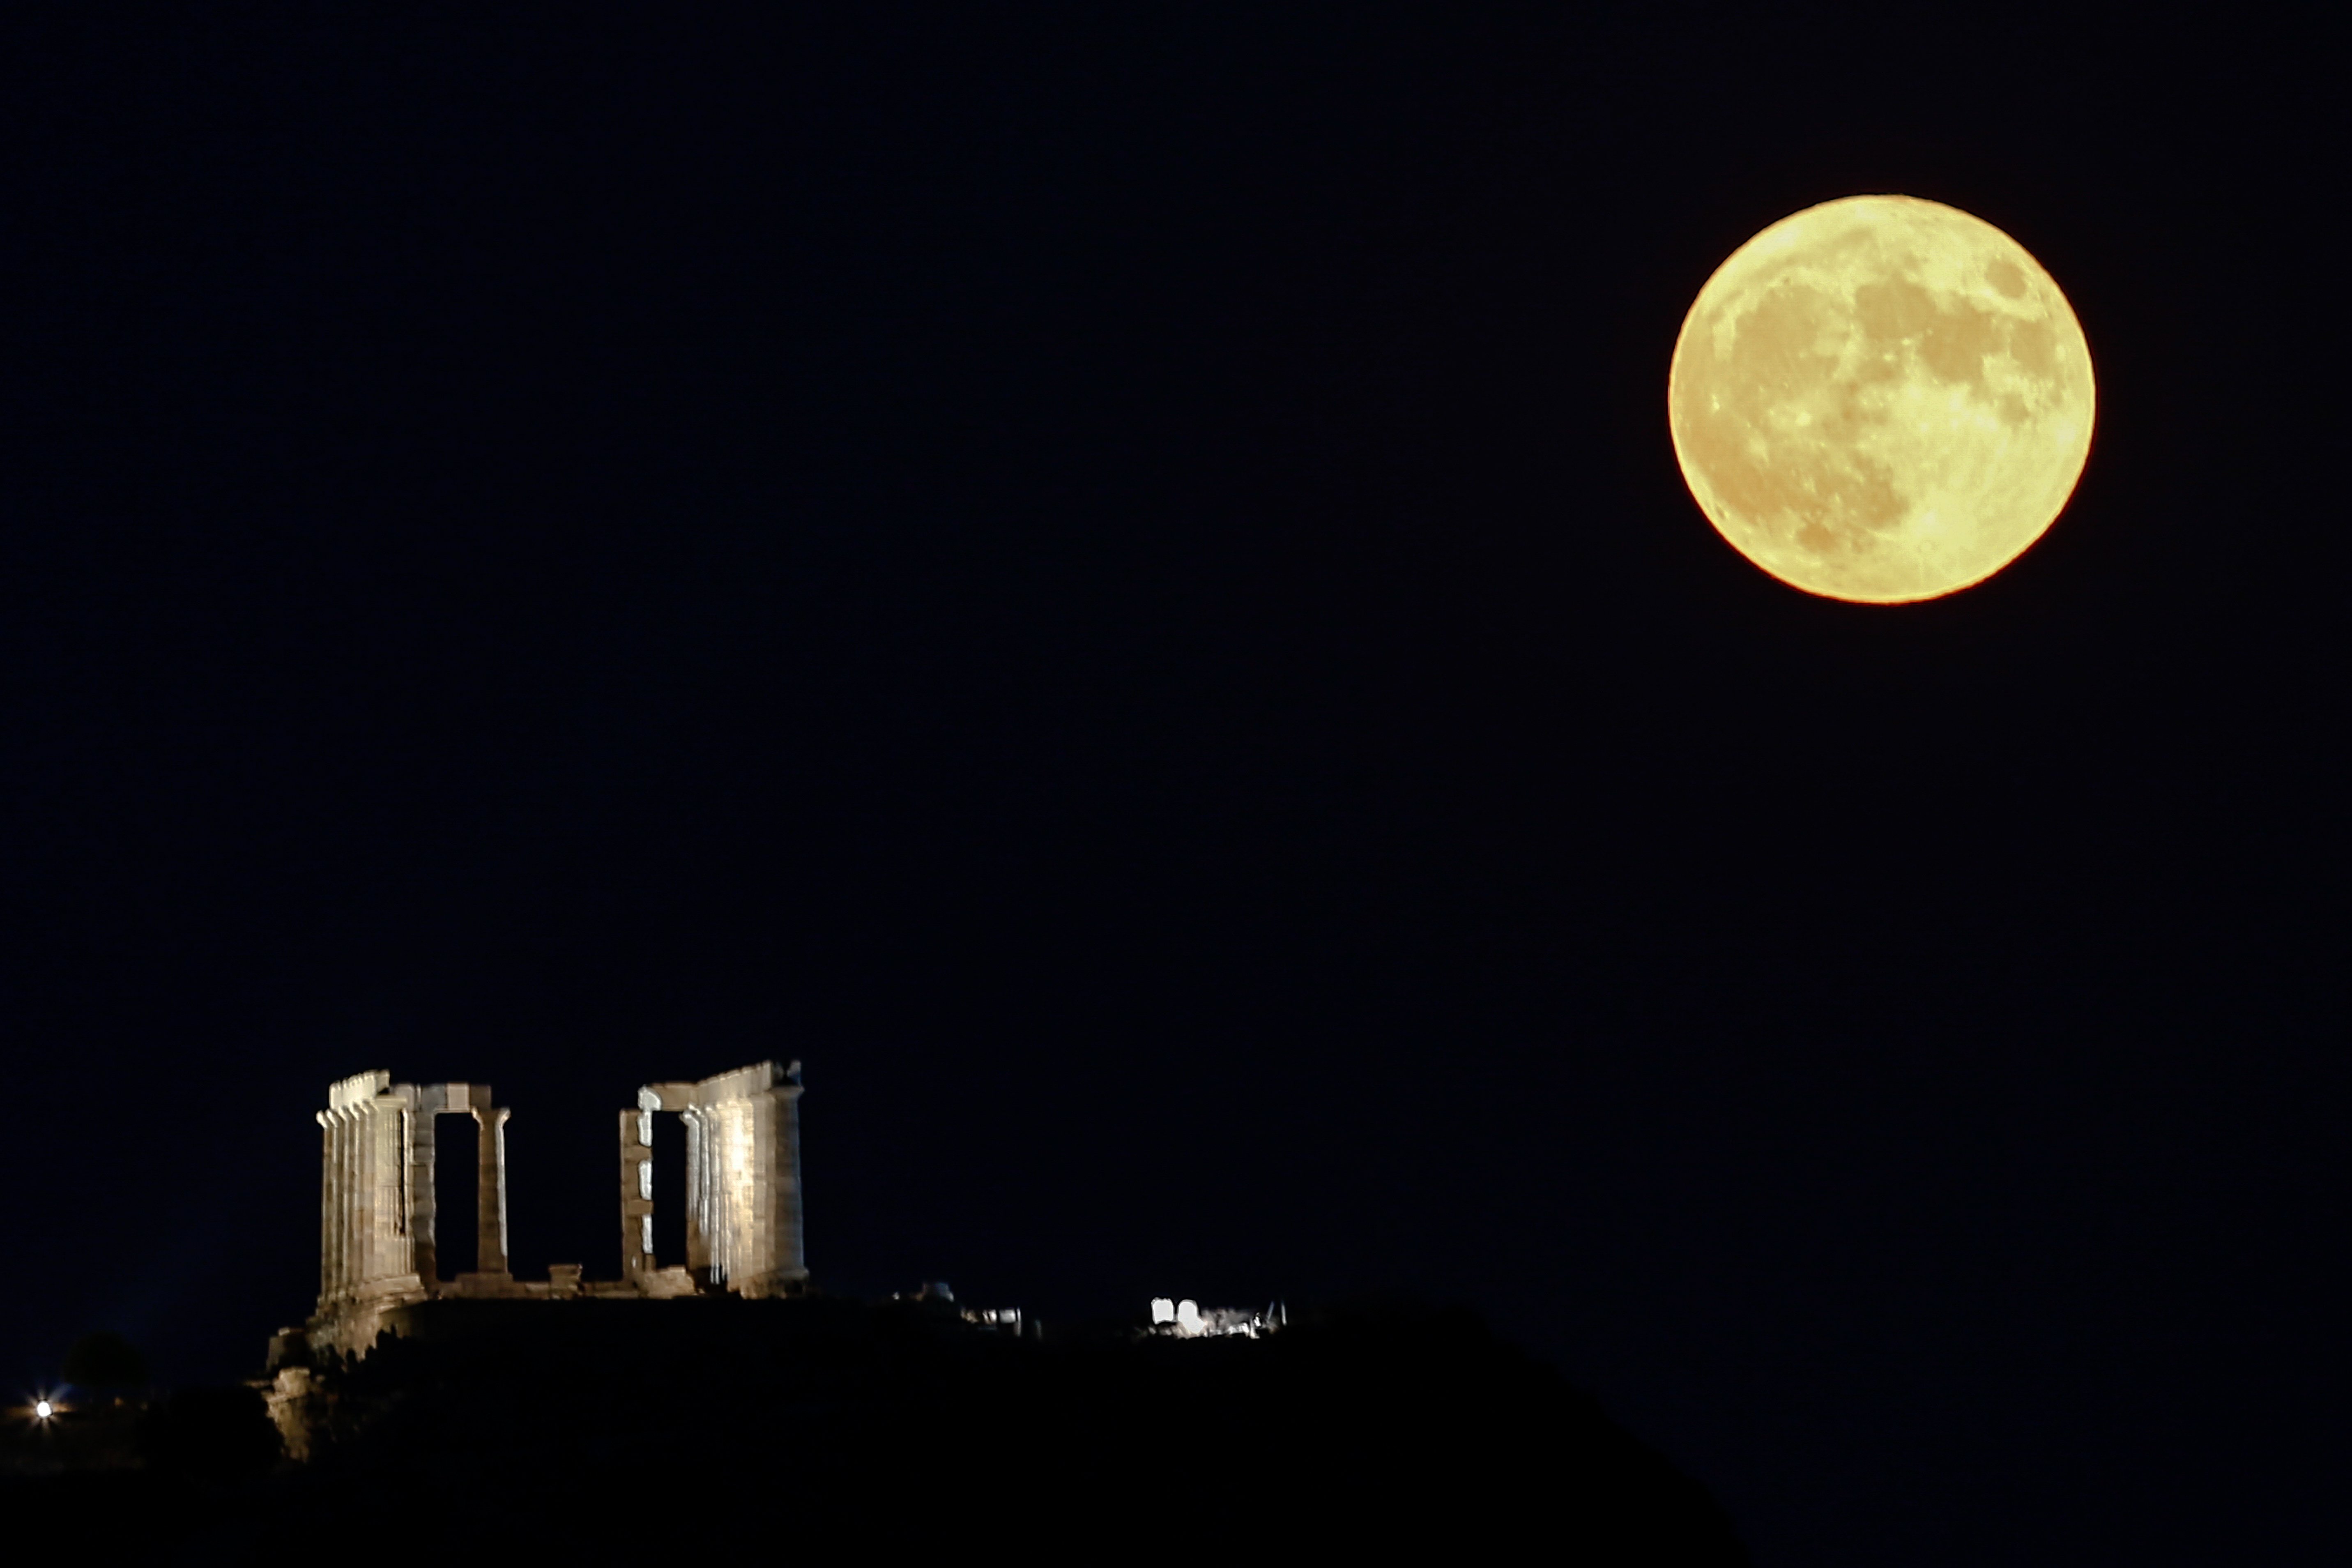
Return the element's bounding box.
[9,1298,1747,1562]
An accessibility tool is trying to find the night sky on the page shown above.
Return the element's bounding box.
[2,9,2339,1563]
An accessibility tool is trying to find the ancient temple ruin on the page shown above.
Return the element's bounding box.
[303,1061,805,1355]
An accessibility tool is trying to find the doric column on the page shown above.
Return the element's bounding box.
[368,1096,404,1286]
[722,1095,753,1285]
[476,1106,511,1277]
[751,1087,784,1289]
[389,1098,415,1283]
[358,1099,383,1288]
[325,1109,343,1302]
[359,1101,380,1287]
[683,1106,710,1281]
[410,1104,439,1286]
[620,1108,654,1280]
[336,1108,359,1298]
[317,1111,338,1306]
[759,1067,807,1293]
[744,1097,762,1284]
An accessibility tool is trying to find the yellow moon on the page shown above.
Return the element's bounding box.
[1668,195,2094,603]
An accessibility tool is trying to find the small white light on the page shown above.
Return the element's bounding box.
[33,1400,53,1420]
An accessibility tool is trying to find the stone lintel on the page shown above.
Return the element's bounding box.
[639,1082,697,1112]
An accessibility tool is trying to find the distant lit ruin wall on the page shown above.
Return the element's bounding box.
[315,1073,510,1319]
[624,1060,805,1297]
[318,1071,416,1310]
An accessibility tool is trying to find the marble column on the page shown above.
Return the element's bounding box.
[389,1100,415,1283]
[370,1099,402,1285]
[317,1111,339,1303]
[476,1106,511,1277]
[683,1107,711,1282]
[357,1100,383,1288]
[336,1108,359,1299]
[619,1108,654,1280]
[410,1107,439,1286]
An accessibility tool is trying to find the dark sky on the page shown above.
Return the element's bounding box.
[1,7,2339,1563]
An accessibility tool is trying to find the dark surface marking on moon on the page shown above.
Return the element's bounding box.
[1857,275,1998,388]
[2007,317,2054,378]
[1687,279,1910,557]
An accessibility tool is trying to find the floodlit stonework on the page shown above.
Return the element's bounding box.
[621,1061,808,1299]
[313,1073,510,1333]
[296,1061,805,1358]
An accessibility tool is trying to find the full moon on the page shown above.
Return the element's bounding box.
[1668,195,2094,603]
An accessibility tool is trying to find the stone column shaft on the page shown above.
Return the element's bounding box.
[410,1112,439,1285]
[683,1108,710,1280]
[317,1112,338,1303]
[391,1101,415,1282]
[476,1107,511,1277]
[356,1103,378,1287]
[337,1109,359,1296]
[620,1109,654,1278]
